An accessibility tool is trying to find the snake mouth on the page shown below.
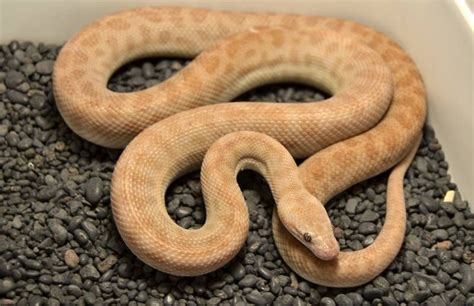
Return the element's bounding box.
[310,238,340,261]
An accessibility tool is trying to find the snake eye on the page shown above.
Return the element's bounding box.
[303,232,312,242]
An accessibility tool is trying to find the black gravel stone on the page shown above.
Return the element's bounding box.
[0,277,15,294]
[229,262,246,281]
[5,70,25,88]
[6,89,28,104]
[362,287,383,300]
[84,177,104,204]
[239,274,258,287]
[431,229,449,240]
[35,60,54,74]
[80,264,100,281]
[358,222,377,234]
[320,297,336,306]
[0,40,472,305]
[49,222,68,245]
[246,289,267,305]
[73,228,89,245]
[335,293,353,306]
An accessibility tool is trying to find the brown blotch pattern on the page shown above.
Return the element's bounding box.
[80,32,101,48]
[202,54,221,74]
[190,8,209,23]
[105,18,131,30]
[73,51,89,66]
[270,30,285,48]
[137,8,163,23]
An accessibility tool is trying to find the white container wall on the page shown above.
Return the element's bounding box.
[1,0,472,204]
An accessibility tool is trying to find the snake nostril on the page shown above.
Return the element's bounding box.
[303,232,312,242]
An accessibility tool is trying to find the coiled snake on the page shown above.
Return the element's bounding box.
[53,7,426,287]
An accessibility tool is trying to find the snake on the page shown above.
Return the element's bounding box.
[52,7,426,287]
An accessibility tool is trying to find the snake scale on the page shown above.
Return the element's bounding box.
[53,7,426,287]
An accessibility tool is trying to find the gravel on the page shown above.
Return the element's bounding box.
[0,40,473,305]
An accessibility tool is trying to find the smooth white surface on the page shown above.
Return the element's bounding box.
[1,0,473,203]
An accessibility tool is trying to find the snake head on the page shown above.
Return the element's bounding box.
[279,196,340,261]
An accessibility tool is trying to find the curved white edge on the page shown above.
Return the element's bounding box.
[0,0,473,205]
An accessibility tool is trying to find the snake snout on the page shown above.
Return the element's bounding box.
[311,235,340,261]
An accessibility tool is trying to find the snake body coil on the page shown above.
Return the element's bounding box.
[53,7,426,287]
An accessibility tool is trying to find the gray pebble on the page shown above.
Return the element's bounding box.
[229,262,246,281]
[35,115,55,130]
[246,290,267,305]
[239,274,257,287]
[243,189,261,210]
[441,260,460,274]
[81,220,98,240]
[405,235,422,251]
[49,222,68,245]
[415,156,428,172]
[345,198,358,214]
[362,287,383,300]
[437,216,453,228]
[293,297,305,306]
[257,266,273,280]
[136,291,148,302]
[454,212,465,227]
[412,290,431,303]
[465,218,474,230]
[30,94,46,109]
[73,229,89,245]
[421,196,440,212]
[130,76,146,86]
[381,296,398,306]
[334,294,353,306]
[345,292,363,306]
[36,60,55,74]
[358,222,377,234]
[118,262,133,278]
[270,277,282,294]
[17,137,33,150]
[80,264,100,280]
[274,294,294,306]
[415,255,430,267]
[431,229,449,240]
[142,63,155,78]
[67,284,82,297]
[39,274,52,284]
[407,197,420,207]
[360,210,379,222]
[320,297,336,306]
[175,206,193,218]
[179,193,196,206]
[451,295,466,306]
[84,292,97,304]
[163,293,175,306]
[467,297,474,306]
[5,70,25,88]
[22,258,42,270]
[7,89,28,104]
[0,277,15,294]
[6,131,19,146]
[0,124,8,137]
[85,177,104,204]
[458,263,474,294]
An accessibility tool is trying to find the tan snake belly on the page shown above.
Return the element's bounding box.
[52,7,426,287]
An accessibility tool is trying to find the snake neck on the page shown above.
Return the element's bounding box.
[201,131,339,261]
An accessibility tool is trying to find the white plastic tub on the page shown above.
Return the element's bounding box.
[1,0,472,203]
